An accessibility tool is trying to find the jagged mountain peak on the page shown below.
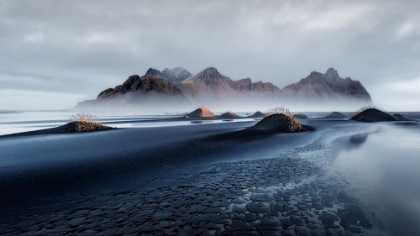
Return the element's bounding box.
[162,67,192,82]
[162,66,188,73]
[145,68,163,77]
[172,66,187,71]
[281,68,372,102]
[324,67,340,82]
[79,66,372,110]
[190,67,230,87]
[326,67,338,74]
[198,67,224,79]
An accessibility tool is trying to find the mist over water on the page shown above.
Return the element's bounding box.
[75,99,373,114]
[331,124,420,235]
[0,110,257,135]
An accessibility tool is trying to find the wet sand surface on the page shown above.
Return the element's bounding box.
[0,118,419,235]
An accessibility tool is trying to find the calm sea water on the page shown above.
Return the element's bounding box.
[0,110,257,135]
[1,110,419,136]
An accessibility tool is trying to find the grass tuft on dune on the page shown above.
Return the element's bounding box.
[253,107,308,132]
[59,113,113,133]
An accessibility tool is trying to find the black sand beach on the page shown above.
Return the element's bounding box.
[0,116,419,235]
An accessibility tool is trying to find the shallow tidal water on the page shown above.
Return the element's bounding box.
[330,123,420,236]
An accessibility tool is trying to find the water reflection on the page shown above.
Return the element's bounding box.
[190,120,213,124]
[332,126,420,236]
[349,133,369,145]
[335,133,369,152]
[392,121,418,127]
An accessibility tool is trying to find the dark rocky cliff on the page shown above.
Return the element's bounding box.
[76,67,372,110]
[281,68,372,101]
[97,68,184,99]
[190,67,281,94]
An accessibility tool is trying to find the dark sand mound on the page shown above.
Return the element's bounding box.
[185,107,216,118]
[219,111,239,118]
[57,121,113,133]
[1,121,114,138]
[393,113,410,121]
[325,112,346,119]
[252,113,311,132]
[248,111,265,118]
[351,108,396,122]
[293,113,308,119]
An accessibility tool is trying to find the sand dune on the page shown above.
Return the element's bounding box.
[252,113,312,132]
[325,112,346,119]
[184,107,216,118]
[219,111,239,118]
[351,108,396,122]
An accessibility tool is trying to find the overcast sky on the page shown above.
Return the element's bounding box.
[0,0,419,110]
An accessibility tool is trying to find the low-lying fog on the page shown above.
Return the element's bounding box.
[75,99,376,114]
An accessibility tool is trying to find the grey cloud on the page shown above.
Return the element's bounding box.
[0,0,419,110]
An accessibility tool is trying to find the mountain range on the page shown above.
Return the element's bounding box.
[76,67,372,111]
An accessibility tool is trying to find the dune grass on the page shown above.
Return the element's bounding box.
[67,113,112,133]
[71,113,98,122]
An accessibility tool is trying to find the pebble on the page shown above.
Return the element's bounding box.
[246,202,270,213]
[0,149,385,235]
[290,215,305,226]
